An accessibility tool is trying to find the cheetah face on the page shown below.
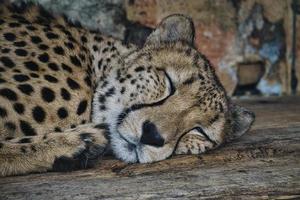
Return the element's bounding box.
[93,15,255,163]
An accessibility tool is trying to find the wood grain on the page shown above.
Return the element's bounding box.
[0,96,300,200]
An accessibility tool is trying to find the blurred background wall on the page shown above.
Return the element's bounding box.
[11,0,300,97]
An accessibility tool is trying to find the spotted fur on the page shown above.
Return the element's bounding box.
[0,1,255,176]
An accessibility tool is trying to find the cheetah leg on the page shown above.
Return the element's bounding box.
[175,129,216,155]
[0,123,109,176]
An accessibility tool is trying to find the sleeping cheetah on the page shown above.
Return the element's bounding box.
[0,2,255,176]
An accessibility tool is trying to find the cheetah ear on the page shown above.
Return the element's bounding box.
[227,104,255,141]
[145,14,195,46]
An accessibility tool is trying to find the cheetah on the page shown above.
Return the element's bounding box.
[0,2,255,176]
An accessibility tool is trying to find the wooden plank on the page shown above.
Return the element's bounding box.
[0,97,300,199]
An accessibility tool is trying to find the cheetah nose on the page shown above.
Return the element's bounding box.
[140,121,164,147]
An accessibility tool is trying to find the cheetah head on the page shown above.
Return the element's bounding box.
[93,15,255,163]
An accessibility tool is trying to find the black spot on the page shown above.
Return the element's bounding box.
[13,74,30,82]
[0,88,18,101]
[48,62,59,71]
[120,87,126,94]
[26,25,37,31]
[64,42,74,49]
[93,45,98,51]
[70,56,81,67]
[9,22,21,27]
[126,74,132,79]
[5,137,14,142]
[60,88,71,101]
[18,138,32,143]
[97,59,102,69]
[20,120,37,136]
[0,107,7,118]
[130,79,136,84]
[38,53,49,63]
[5,122,16,131]
[0,56,15,68]
[61,63,73,73]
[30,73,39,78]
[98,95,106,103]
[44,75,58,83]
[24,61,39,71]
[67,78,80,90]
[70,124,76,128]
[12,15,30,24]
[17,84,34,95]
[57,107,68,119]
[54,127,62,132]
[77,100,88,115]
[15,49,28,57]
[13,103,25,114]
[84,76,92,87]
[20,31,28,36]
[53,46,65,55]
[46,32,59,39]
[13,41,26,47]
[38,44,49,50]
[3,33,16,41]
[105,87,115,97]
[32,106,46,123]
[135,66,145,72]
[41,87,55,102]
[1,48,10,53]
[100,105,106,110]
[13,69,21,73]
[94,36,103,42]
[31,36,42,44]
[81,36,87,43]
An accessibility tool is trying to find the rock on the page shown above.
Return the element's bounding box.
[12,0,127,39]
[237,62,265,86]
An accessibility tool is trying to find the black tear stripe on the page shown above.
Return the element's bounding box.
[117,69,176,126]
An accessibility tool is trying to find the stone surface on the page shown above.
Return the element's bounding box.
[237,62,265,86]
[12,0,127,39]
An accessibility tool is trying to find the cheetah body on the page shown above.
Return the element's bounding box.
[0,2,255,176]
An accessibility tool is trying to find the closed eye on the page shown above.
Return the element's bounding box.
[193,127,218,146]
[117,70,175,126]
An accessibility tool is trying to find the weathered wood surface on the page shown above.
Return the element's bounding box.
[0,97,300,200]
